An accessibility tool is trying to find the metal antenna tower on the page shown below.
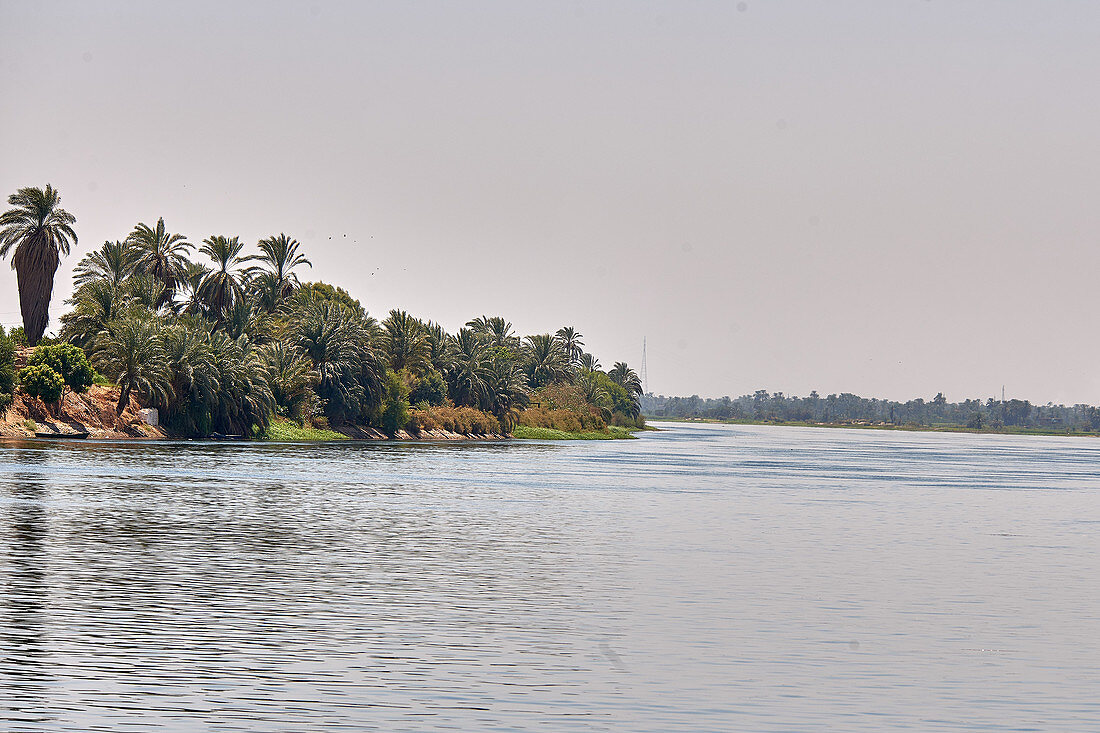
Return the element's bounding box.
[641,337,648,395]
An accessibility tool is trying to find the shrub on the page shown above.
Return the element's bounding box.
[19,363,65,404]
[27,343,94,393]
[535,383,591,412]
[409,369,447,406]
[8,326,28,347]
[380,369,410,435]
[408,405,501,435]
[519,406,605,432]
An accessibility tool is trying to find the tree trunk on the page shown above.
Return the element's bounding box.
[11,235,60,346]
[117,383,130,416]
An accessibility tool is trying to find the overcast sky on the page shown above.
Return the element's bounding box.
[2,1,1098,403]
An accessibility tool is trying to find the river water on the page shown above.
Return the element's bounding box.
[1,422,1098,731]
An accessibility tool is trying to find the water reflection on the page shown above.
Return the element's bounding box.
[1,451,53,729]
[0,428,1098,730]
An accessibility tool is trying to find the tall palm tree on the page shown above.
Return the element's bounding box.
[0,185,78,345]
[578,352,601,372]
[247,233,311,312]
[196,235,247,325]
[555,326,584,364]
[126,217,192,307]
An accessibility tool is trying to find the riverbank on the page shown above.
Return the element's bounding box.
[0,385,166,439]
[512,425,642,440]
[648,416,1100,438]
[262,418,510,442]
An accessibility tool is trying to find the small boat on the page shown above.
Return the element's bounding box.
[35,431,90,440]
[208,432,247,441]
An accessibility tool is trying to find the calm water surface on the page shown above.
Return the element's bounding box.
[1,422,1099,731]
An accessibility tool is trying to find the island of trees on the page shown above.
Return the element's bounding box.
[0,185,644,439]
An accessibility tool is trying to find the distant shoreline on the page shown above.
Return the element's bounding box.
[646,416,1100,438]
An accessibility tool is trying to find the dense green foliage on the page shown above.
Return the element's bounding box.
[4,198,643,437]
[19,363,65,404]
[0,326,16,412]
[26,343,94,393]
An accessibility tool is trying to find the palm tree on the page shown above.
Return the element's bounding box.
[424,321,456,374]
[161,318,220,435]
[447,328,490,408]
[289,296,367,421]
[93,315,173,415]
[523,334,572,390]
[609,362,643,396]
[467,315,519,352]
[383,309,430,373]
[59,279,130,349]
[262,340,318,421]
[608,361,643,420]
[0,185,78,345]
[483,354,529,431]
[73,240,137,288]
[196,235,247,325]
[578,352,601,372]
[555,326,584,364]
[206,330,275,435]
[247,233,311,312]
[577,370,613,423]
[178,260,211,317]
[127,274,167,311]
[127,218,192,307]
[222,293,272,342]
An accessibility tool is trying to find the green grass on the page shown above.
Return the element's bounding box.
[512,425,638,440]
[263,419,348,441]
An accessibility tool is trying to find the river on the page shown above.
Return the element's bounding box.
[2,422,1098,731]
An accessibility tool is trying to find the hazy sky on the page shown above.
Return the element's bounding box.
[2,1,1098,403]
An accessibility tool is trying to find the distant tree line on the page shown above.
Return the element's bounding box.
[642,390,1100,432]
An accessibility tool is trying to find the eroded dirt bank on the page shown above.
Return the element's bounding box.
[0,386,166,440]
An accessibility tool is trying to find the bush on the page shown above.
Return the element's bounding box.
[19,363,65,404]
[408,405,501,435]
[380,369,410,435]
[27,343,94,393]
[519,406,605,432]
[409,369,447,406]
[535,383,591,412]
[7,326,28,347]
